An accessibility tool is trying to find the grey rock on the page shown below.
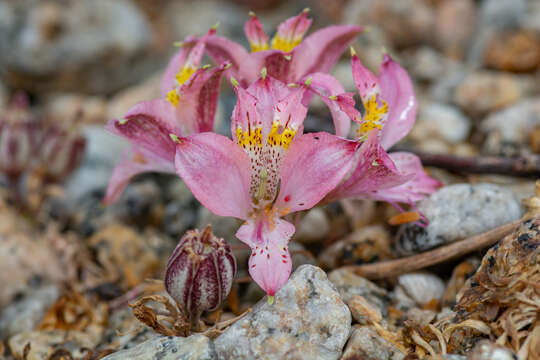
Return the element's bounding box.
[396,183,523,256]
[397,273,446,306]
[328,268,390,317]
[468,340,516,360]
[215,265,351,360]
[295,208,331,245]
[0,285,59,339]
[102,334,216,360]
[481,97,540,156]
[411,103,471,144]
[340,326,405,360]
[0,0,156,94]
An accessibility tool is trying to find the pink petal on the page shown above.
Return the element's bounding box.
[205,35,251,85]
[105,99,182,162]
[326,132,414,201]
[366,152,441,204]
[273,83,308,131]
[160,35,196,98]
[290,25,363,81]
[304,72,358,137]
[254,50,293,83]
[271,10,312,52]
[378,54,417,149]
[236,216,295,296]
[174,132,252,219]
[274,132,359,214]
[351,52,379,100]
[230,82,263,140]
[103,147,175,205]
[244,14,269,52]
[177,63,228,133]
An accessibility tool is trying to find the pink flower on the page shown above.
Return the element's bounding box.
[200,9,363,85]
[173,74,359,297]
[103,28,229,204]
[324,50,441,209]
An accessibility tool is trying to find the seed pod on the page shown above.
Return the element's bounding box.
[39,125,86,182]
[165,225,236,330]
[0,92,37,182]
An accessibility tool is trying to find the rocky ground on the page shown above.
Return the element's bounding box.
[0,0,540,359]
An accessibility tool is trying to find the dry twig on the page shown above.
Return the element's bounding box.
[343,220,522,279]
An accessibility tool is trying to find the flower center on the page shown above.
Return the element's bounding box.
[356,94,388,140]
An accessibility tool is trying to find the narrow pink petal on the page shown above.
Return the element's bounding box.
[174,132,252,219]
[205,35,251,85]
[326,132,414,202]
[160,35,196,98]
[246,75,290,136]
[378,54,417,149]
[304,72,358,137]
[230,82,263,140]
[366,152,441,204]
[104,147,175,205]
[271,10,312,52]
[351,53,379,101]
[290,25,363,81]
[274,83,308,131]
[253,50,293,83]
[236,216,294,296]
[244,14,269,52]
[275,132,358,214]
[105,99,182,162]
[177,63,228,133]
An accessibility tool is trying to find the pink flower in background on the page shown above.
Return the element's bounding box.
[173,74,358,298]
[103,28,229,204]
[324,50,441,210]
[200,9,363,85]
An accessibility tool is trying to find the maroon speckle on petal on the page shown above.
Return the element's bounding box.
[284,195,291,202]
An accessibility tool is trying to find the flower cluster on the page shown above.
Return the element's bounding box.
[105,11,440,298]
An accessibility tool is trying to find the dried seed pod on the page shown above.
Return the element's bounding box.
[0,92,38,183]
[165,225,236,330]
[39,124,86,182]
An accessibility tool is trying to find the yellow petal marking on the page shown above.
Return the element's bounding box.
[166,89,180,107]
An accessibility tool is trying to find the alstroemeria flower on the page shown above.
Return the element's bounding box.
[173,73,358,297]
[200,10,363,85]
[324,50,441,209]
[104,28,228,204]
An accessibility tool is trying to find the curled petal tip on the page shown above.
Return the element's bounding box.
[249,10,256,17]
[261,67,267,79]
[230,76,239,87]
[268,296,275,305]
[328,95,337,100]
[173,41,184,48]
[169,133,181,143]
[117,118,129,125]
[303,7,310,13]
[304,76,312,86]
[202,64,212,69]
[211,22,220,31]
[350,46,357,57]
[283,55,292,61]
[223,62,232,69]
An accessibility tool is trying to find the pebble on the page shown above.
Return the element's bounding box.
[318,225,392,269]
[410,102,471,144]
[340,326,405,360]
[396,273,445,306]
[454,71,523,116]
[327,268,390,317]
[395,183,523,256]
[214,265,351,360]
[102,334,216,360]
[294,208,331,245]
[484,30,540,73]
[0,285,59,339]
[468,340,517,360]
[481,97,540,156]
[0,0,157,94]
[44,93,107,125]
[435,0,477,59]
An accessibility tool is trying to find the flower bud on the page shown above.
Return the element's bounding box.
[165,225,236,330]
[0,92,38,182]
[39,125,86,182]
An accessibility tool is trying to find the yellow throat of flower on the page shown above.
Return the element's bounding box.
[166,65,197,108]
[357,94,388,138]
[271,35,302,53]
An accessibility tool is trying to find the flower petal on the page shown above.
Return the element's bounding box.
[230,82,263,140]
[290,25,363,81]
[366,152,441,204]
[103,147,175,205]
[236,216,294,296]
[160,35,197,98]
[174,132,252,219]
[271,9,312,53]
[378,54,417,149]
[275,132,358,214]
[244,13,269,52]
[205,35,251,85]
[105,99,181,162]
[325,132,414,201]
[177,63,228,133]
[304,72,358,137]
[273,82,308,131]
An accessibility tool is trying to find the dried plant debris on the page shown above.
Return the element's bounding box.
[450,216,540,356]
